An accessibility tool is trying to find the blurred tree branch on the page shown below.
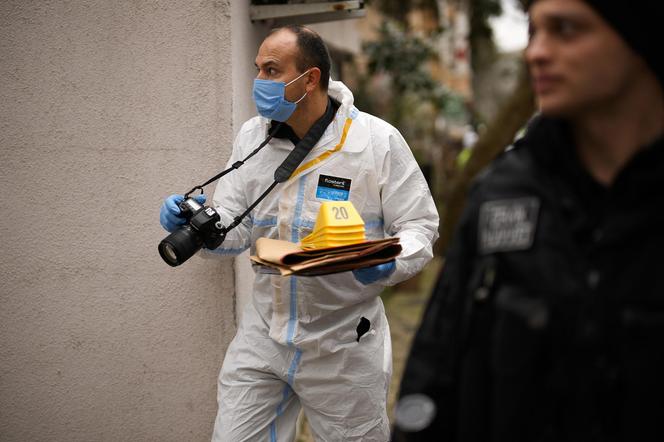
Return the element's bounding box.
[436,0,532,254]
[439,63,535,252]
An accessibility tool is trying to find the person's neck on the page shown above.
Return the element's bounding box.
[572,78,664,186]
[287,90,329,140]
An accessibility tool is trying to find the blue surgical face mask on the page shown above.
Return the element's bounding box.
[252,69,310,122]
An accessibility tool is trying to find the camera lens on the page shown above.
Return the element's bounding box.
[160,243,179,265]
[158,225,204,267]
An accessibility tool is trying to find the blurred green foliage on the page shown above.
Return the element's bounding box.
[362,21,459,125]
[366,0,439,22]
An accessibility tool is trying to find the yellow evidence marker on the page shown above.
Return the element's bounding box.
[300,201,366,250]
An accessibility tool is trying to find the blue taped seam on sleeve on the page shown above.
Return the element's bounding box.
[253,217,277,227]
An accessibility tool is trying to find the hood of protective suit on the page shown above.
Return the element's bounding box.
[259,80,370,155]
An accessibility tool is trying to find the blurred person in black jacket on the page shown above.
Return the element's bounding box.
[394,1,664,441]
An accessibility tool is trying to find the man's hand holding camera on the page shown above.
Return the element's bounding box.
[158,193,227,267]
[160,194,206,232]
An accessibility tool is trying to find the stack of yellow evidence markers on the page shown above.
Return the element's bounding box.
[300,201,366,250]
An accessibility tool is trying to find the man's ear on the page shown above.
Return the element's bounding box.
[306,67,322,92]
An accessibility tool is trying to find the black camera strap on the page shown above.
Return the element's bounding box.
[189,97,338,235]
[273,98,336,183]
[184,122,284,198]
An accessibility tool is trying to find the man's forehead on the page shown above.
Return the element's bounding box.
[529,0,595,19]
[255,30,298,66]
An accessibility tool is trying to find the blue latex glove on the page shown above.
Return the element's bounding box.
[159,193,206,232]
[352,261,396,285]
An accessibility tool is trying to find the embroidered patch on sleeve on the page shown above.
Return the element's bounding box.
[478,197,540,254]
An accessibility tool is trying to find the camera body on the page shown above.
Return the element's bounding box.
[158,198,226,267]
[178,198,226,249]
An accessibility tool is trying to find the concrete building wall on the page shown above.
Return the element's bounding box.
[0,1,240,440]
[310,20,363,56]
[230,1,269,326]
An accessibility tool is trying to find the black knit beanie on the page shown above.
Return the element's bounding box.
[529,1,664,87]
[584,1,663,86]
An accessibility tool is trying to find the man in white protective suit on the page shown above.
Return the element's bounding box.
[159,25,439,441]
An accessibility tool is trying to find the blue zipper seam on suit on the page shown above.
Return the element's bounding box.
[365,219,384,230]
[274,348,303,417]
[287,177,307,346]
[270,176,307,440]
[270,107,359,440]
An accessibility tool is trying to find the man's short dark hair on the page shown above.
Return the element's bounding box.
[271,25,331,91]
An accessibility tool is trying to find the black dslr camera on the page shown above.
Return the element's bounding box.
[158,197,226,267]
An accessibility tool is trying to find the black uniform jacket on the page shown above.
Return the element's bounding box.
[395,116,664,442]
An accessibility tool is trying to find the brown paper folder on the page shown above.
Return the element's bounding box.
[250,237,401,276]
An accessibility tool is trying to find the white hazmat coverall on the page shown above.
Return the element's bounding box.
[206,80,439,441]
